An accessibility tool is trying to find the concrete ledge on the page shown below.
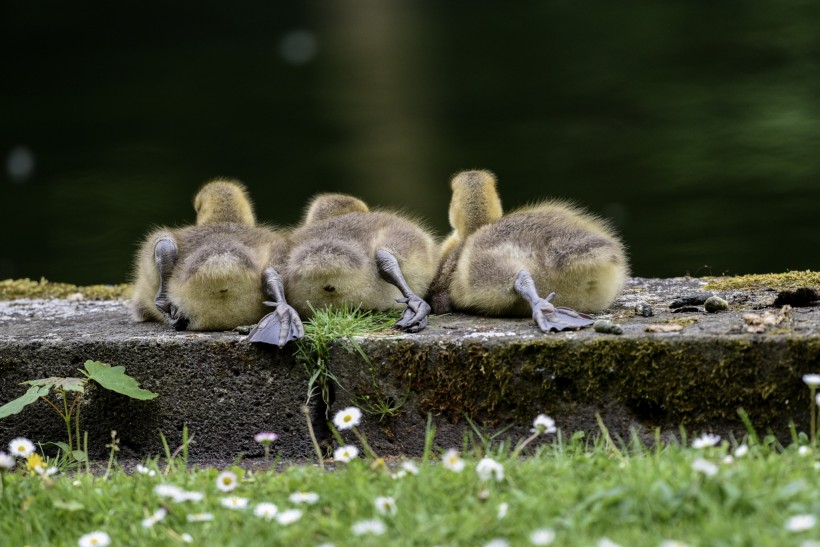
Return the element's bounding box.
[1,276,819,460]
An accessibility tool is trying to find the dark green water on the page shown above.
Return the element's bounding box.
[3,2,820,285]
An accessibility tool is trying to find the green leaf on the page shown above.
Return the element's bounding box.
[71,450,87,462]
[24,377,85,393]
[0,385,51,419]
[50,441,71,454]
[82,360,158,400]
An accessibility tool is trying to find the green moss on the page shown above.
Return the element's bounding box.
[391,335,819,431]
[703,270,820,291]
[0,278,131,300]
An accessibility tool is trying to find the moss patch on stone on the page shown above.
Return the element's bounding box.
[0,278,131,301]
[387,335,818,433]
[703,270,820,291]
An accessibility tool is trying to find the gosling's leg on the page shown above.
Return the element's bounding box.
[248,267,305,348]
[154,238,189,331]
[513,270,593,333]
[376,249,431,333]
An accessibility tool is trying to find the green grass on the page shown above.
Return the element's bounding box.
[1,427,819,547]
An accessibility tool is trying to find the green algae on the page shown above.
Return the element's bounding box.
[0,278,132,301]
[704,270,820,291]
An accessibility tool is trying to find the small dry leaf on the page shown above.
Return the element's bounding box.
[742,305,792,333]
[645,324,683,333]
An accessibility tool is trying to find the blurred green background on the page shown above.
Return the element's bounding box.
[2,1,819,285]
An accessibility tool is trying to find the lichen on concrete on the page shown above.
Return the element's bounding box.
[0,278,132,301]
[703,270,820,291]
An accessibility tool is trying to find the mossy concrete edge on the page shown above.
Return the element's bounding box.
[1,274,819,460]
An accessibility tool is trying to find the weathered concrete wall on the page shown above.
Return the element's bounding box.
[1,276,819,461]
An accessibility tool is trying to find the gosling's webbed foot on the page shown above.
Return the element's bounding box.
[248,301,305,348]
[531,292,593,333]
[153,237,188,330]
[513,270,593,333]
[394,294,431,333]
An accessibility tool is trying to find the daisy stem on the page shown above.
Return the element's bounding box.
[511,431,540,459]
[811,386,817,448]
[352,427,379,460]
[302,405,325,469]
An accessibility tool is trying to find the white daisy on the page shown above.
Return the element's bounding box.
[529,528,556,545]
[802,374,820,387]
[0,452,15,470]
[659,541,690,547]
[254,432,279,444]
[442,449,465,472]
[289,491,319,504]
[333,406,362,430]
[691,458,718,477]
[691,433,721,449]
[497,502,509,519]
[186,512,214,522]
[35,466,58,477]
[78,531,111,547]
[391,470,407,480]
[154,484,184,499]
[9,437,35,458]
[798,446,812,457]
[401,461,419,475]
[733,444,749,458]
[334,445,359,462]
[786,514,817,532]
[485,539,510,547]
[476,457,505,481]
[141,508,167,528]
[276,509,303,525]
[220,496,249,510]
[216,470,238,492]
[375,496,397,516]
[254,502,279,520]
[351,519,386,536]
[598,538,621,547]
[135,464,156,477]
[532,414,557,435]
[175,490,204,503]
[180,533,193,544]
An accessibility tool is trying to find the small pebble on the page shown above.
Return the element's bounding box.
[593,319,623,335]
[704,296,729,313]
[634,302,653,317]
[670,292,714,309]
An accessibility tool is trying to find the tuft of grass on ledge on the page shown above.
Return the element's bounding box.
[0,278,131,301]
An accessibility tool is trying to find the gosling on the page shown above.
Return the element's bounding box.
[130,178,303,347]
[428,169,629,332]
[284,193,439,332]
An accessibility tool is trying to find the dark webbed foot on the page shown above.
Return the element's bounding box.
[514,270,594,333]
[248,301,304,348]
[394,295,432,333]
[153,237,189,330]
[375,249,432,333]
[529,292,593,332]
[252,267,305,348]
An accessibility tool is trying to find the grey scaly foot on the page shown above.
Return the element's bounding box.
[248,268,304,348]
[376,249,431,333]
[513,270,593,333]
